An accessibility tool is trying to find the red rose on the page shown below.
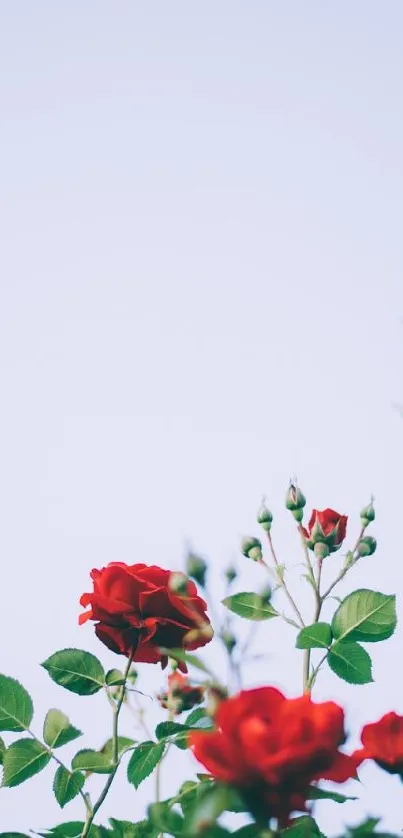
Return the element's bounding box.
[79,562,212,670]
[158,671,205,714]
[190,687,357,825]
[302,508,347,554]
[354,712,403,776]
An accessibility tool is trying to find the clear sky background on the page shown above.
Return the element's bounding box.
[1,2,403,834]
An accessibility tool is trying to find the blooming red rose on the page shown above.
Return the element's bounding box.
[354,712,403,776]
[302,508,347,554]
[190,687,357,825]
[79,562,212,670]
[158,671,205,714]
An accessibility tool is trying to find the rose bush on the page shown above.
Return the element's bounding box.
[0,482,401,838]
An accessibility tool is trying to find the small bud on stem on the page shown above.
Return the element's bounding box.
[186,551,207,588]
[357,536,377,557]
[257,502,273,533]
[241,536,263,562]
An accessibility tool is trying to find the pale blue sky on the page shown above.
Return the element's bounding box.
[1,2,403,834]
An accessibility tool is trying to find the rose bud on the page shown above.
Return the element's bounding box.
[225,565,237,584]
[221,630,237,654]
[257,502,273,533]
[168,571,189,596]
[302,508,348,554]
[241,536,263,562]
[314,542,330,560]
[357,536,377,557]
[360,500,375,528]
[127,667,138,685]
[285,483,306,512]
[260,584,272,604]
[206,684,228,717]
[158,671,205,715]
[186,551,207,588]
[184,622,214,646]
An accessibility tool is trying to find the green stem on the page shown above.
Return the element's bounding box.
[321,527,365,600]
[81,650,135,838]
[27,728,92,816]
[302,527,366,692]
[155,711,174,838]
[265,533,305,628]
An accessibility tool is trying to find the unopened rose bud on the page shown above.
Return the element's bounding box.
[186,551,207,588]
[357,536,377,557]
[314,542,330,560]
[260,585,272,604]
[241,536,263,562]
[206,685,228,717]
[360,500,375,528]
[285,483,306,512]
[158,671,205,714]
[221,630,237,654]
[184,623,214,646]
[169,571,189,596]
[225,565,237,584]
[127,667,138,685]
[257,503,273,533]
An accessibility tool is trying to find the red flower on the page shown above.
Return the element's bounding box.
[302,508,347,554]
[158,671,205,714]
[190,687,357,825]
[354,712,403,776]
[79,562,212,670]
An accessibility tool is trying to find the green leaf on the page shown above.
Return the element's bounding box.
[183,782,233,834]
[331,590,397,643]
[341,819,402,838]
[0,735,6,764]
[0,675,33,732]
[296,623,332,650]
[0,834,31,837]
[36,825,85,838]
[327,641,373,684]
[155,721,190,740]
[222,592,278,621]
[100,736,136,761]
[2,738,51,787]
[41,649,105,696]
[308,786,357,804]
[184,707,209,726]
[283,815,326,838]
[43,710,82,749]
[127,741,165,789]
[108,822,158,838]
[53,766,85,808]
[347,819,380,836]
[71,749,114,774]
[105,669,126,686]
[158,648,212,674]
[148,802,184,835]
